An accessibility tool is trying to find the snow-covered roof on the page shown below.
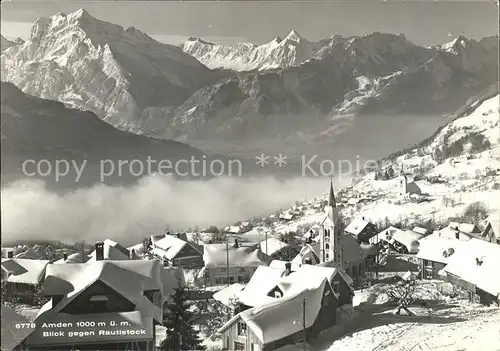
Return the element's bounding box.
[219,274,328,344]
[483,212,500,239]
[259,237,290,256]
[391,230,424,253]
[279,212,294,220]
[1,305,32,350]
[54,252,88,264]
[347,198,359,205]
[213,283,246,306]
[237,266,287,307]
[416,233,467,264]
[203,243,271,268]
[412,226,429,235]
[14,247,42,260]
[153,234,201,260]
[291,244,321,265]
[345,216,372,235]
[150,234,166,245]
[87,239,131,261]
[41,260,169,323]
[442,239,500,297]
[448,222,479,234]
[1,258,50,284]
[438,227,474,241]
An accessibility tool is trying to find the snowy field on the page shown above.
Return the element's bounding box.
[315,280,500,351]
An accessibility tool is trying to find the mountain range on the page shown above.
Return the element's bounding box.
[1,9,498,162]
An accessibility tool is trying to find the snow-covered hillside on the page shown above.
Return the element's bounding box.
[214,94,500,240]
[181,30,322,71]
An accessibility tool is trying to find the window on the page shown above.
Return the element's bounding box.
[325,253,330,260]
[359,264,363,275]
[251,343,255,351]
[325,229,330,237]
[325,243,330,250]
[239,267,246,272]
[234,341,245,350]
[229,276,235,284]
[237,322,247,336]
[333,281,340,293]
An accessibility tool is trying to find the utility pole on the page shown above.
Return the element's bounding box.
[265,230,268,255]
[226,238,230,286]
[302,297,307,351]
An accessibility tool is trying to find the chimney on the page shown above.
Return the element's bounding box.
[63,253,68,261]
[234,239,239,248]
[95,242,104,261]
[455,230,460,240]
[285,262,292,276]
[7,251,13,258]
[129,249,135,260]
[306,237,312,244]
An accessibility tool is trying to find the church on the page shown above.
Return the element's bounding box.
[399,165,422,197]
[317,181,366,284]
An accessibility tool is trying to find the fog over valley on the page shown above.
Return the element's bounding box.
[0,175,347,246]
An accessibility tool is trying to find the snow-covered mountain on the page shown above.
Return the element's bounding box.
[181,30,323,71]
[1,10,498,161]
[0,9,226,129]
[164,32,498,160]
[0,35,23,52]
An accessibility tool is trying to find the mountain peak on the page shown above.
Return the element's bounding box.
[284,30,304,42]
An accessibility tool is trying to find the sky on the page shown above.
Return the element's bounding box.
[0,0,498,46]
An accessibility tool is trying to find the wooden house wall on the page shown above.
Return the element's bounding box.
[222,317,262,351]
[420,259,446,280]
[332,274,353,306]
[60,281,135,314]
[222,284,338,351]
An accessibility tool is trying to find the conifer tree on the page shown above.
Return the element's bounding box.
[160,286,205,351]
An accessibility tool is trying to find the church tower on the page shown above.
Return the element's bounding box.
[399,165,408,196]
[319,179,345,265]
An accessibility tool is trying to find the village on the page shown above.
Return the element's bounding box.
[2,96,500,350]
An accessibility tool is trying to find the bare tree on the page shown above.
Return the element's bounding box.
[386,275,418,316]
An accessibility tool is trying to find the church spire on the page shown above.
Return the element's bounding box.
[328,176,336,208]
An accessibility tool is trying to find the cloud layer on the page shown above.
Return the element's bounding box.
[1,175,349,246]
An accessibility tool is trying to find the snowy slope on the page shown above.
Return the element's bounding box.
[181,30,322,71]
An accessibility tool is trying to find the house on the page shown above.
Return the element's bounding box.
[1,305,34,351]
[19,245,183,351]
[412,227,429,236]
[279,212,294,221]
[448,222,480,235]
[399,166,422,197]
[344,216,378,244]
[259,237,290,256]
[202,240,271,286]
[269,261,354,306]
[416,233,467,279]
[440,239,500,306]
[1,258,50,298]
[379,227,423,253]
[314,181,367,284]
[218,263,339,351]
[14,247,43,260]
[150,234,204,268]
[291,244,321,266]
[213,283,246,314]
[481,212,500,244]
[54,252,89,264]
[87,239,133,261]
